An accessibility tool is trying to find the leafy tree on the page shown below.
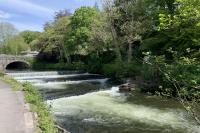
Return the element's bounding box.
[103,0,122,61]
[114,0,153,63]
[68,7,98,55]
[0,22,18,46]
[1,35,29,55]
[0,22,29,55]
[35,16,71,62]
[20,31,41,45]
[89,11,112,53]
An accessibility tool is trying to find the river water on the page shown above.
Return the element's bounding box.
[7,71,200,133]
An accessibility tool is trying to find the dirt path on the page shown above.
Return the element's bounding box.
[0,80,35,133]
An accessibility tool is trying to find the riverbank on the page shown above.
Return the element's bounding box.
[0,72,60,133]
[0,79,35,133]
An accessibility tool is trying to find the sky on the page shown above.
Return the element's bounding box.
[0,0,101,32]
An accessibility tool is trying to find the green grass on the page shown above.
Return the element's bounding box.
[23,82,58,133]
[0,72,22,91]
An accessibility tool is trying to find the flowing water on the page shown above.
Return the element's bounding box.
[7,71,200,133]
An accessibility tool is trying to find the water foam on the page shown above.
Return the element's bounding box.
[34,78,109,87]
[6,71,82,77]
[11,73,97,80]
[47,87,198,132]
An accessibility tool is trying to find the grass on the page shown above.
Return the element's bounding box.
[0,72,22,91]
[23,82,58,133]
[0,71,59,133]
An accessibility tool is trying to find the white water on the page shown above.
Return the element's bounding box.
[6,71,84,77]
[12,73,98,80]
[48,87,198,133]
[34,78,109,86]
[7,71,107,86]
[8,71,200,133]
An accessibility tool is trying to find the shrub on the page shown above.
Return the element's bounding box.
[102,60,141,81]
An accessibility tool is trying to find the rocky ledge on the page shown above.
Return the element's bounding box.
[119,83,135,92]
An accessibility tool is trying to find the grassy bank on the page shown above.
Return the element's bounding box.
[0,71,58,133]
[23,82,58,133]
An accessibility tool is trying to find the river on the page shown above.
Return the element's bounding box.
[7,71,200,133]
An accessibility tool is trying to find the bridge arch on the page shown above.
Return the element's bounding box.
[5,61,31,70]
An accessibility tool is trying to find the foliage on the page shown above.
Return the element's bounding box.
[114,0,153,63]
[0,35,29,55]
[89,11,112,53]
[102,60,141,80]
[67,7,98,55]
[0,74,22,91]
[149,55,200,99]
[33,16,71,62]
[0,73,59,132]
[0,22,30,55]
[0,22,18,46]
[20,31,41,45]
[32,60,86,71]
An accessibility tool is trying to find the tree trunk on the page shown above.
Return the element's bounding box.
[110,23,122,61]
[128,42,132,63]
[104,0,122,61]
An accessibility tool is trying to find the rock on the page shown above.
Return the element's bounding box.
[119,83,133,92]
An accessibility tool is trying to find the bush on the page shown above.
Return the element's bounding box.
[31,60,86,71]
[102,60,141,80]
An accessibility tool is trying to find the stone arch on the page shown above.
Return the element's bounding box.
[5,61,31,70]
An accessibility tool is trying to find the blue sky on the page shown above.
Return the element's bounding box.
[0,0,101,31]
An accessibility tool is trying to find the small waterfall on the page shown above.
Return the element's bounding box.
[6,70,84,77]
[12,73,100,80]
[34,78,109,86]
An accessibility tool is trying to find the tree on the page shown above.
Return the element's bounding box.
[140,0,200,125]
[89,11,112,53]
[114,0,153,63]
[36,16,71,62]
[2,35,29,55]
[68,7,97,55]
[20,31,41,45]
[103,0,122,61]
[0,22,18,46]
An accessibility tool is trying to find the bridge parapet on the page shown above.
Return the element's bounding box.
[0,54,26,60]
[0,54,30,71]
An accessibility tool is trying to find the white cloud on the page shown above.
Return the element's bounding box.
[0,10,11,19]
[0,0,56,18]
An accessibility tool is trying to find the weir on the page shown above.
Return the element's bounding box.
[7,71,200,133]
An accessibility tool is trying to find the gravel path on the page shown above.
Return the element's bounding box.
[0,80,35,133]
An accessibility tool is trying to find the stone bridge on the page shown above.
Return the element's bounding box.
[0,55,31,71]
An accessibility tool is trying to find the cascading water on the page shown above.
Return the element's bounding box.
[7,71,200,133]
